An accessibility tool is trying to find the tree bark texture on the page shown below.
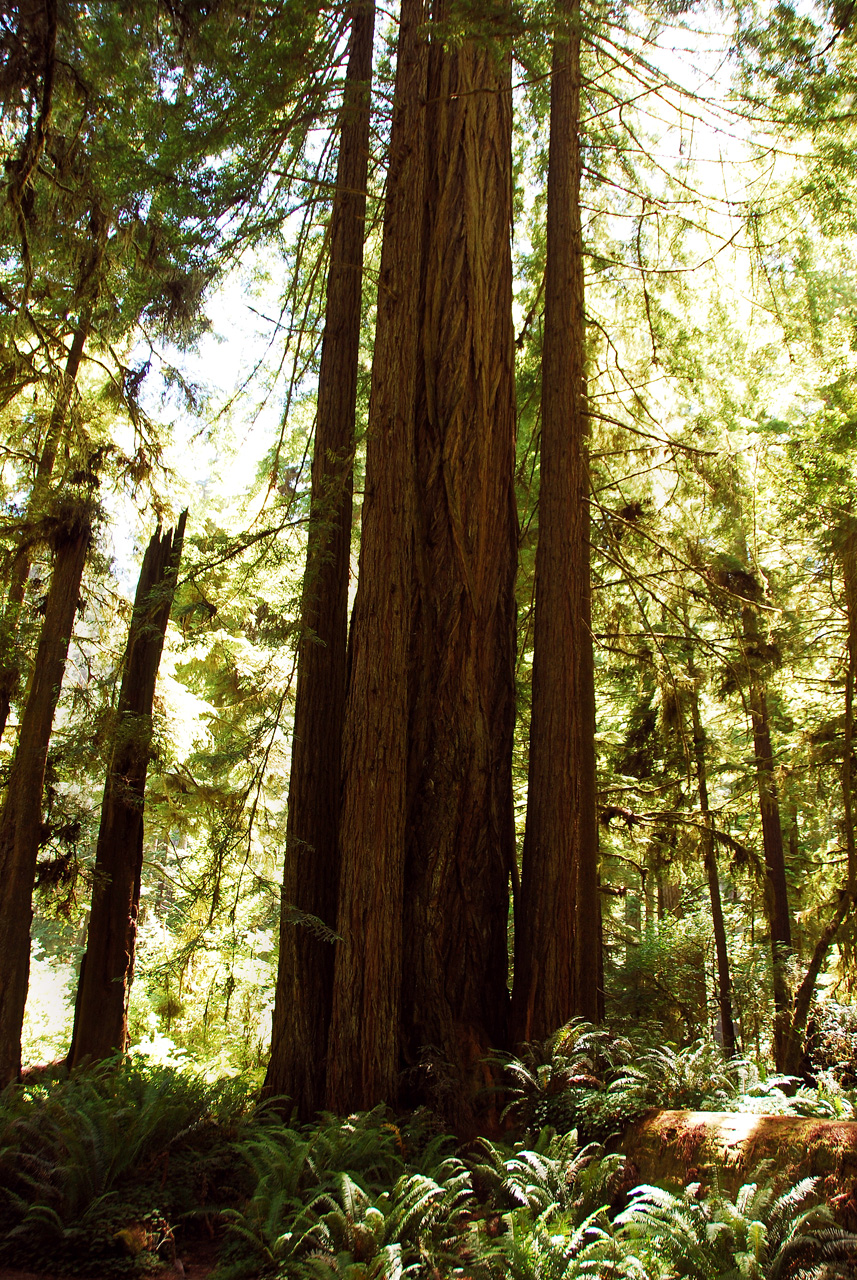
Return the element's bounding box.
[325,0,428,1114]
[0,503,91,1087]
[0,309,91,745]
[742,604,792,1067]
[67,514,186,1068]
[265,0,375,1118]
[512,0,600,1042]
[401,3,518,1123]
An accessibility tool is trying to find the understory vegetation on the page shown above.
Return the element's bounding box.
[3,1026,857,1279]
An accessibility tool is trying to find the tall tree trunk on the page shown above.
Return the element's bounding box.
[687,667,737,1056]
[840,522,857,899]
[401,0,517,1126]
[512,0,599,1043]
[0,309,91,743]
[67,514,186,1068]
[325,0,428,1114]
[265,0,375,1118]
[0,501,91,1087]
[742,604,792,1068]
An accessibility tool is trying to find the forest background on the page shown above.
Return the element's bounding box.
[2,0,857,1128]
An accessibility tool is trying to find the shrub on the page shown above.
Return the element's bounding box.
[0,1058,261,1274]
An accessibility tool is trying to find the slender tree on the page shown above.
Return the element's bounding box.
[0,297,99,744]
[0,498,92,1087]
[686,653,737,1057]
[67,513,186,1068]
[739,596,793,1066]
[777,505,857,1070]
[265,0,375,1117]
[326,0,428,1113]
[512,0,599,1043]
[837,520,857,901]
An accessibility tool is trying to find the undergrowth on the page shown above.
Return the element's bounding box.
[489,1020,857,1145]
[0,1059,265,1274]
[1,1038,856,1278]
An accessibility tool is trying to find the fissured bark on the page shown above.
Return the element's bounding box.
[265,0,375,1118]
[512,0,600,1043]
[326,0,429,1113]
[401,0,518,1126]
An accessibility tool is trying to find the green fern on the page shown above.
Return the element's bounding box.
[634,1040,741,1111]
[470,1129,626,1230]
[614,1167,857,1279]
[490,1024,654,1141]
[500,1203,647,1280]
[0,1058,259,1272]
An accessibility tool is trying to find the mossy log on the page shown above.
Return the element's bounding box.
[621,1109,857,1226]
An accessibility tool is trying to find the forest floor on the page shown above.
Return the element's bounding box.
[3,1113,856,1277]
[0,1234,220,1280]
[0,1261,215,1280]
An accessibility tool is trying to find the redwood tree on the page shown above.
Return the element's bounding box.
[327,0,519,1122]
[326,0,428,1113]
[400,0,518,1123]
[67,513,186,1068]
[0,499,92,1087]
[512,0,600,1043]
[265,0,375,1118]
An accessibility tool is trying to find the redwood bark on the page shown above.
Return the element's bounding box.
[401,2,518,1123]
[0,310,91,744]
[265,0,375,1117]
[742,604,792,1067]
[512,0,600,1042]
[67,514,186,1068]
[0,502,91,1087]
[325,0,428,1113]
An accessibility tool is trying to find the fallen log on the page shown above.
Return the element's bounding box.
[621,1110,857,1227]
